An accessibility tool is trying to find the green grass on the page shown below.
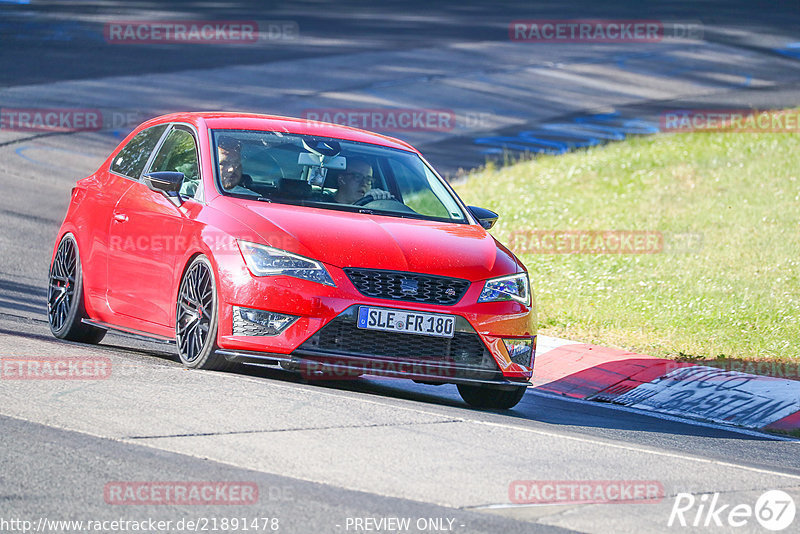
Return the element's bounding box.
[454,128,800,362]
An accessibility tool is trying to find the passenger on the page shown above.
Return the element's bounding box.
[218,137,256,195]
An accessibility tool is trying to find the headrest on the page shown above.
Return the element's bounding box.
[323,169,343,190]
[278,178,311,198]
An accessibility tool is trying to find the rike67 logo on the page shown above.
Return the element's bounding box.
[669,490,796,531]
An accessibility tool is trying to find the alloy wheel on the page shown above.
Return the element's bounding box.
[176,260,214,363]
[48,237,77,332]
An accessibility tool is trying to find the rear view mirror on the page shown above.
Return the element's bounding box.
[297,152,347,170]
[298,153,347,186]
[144,172,184,206]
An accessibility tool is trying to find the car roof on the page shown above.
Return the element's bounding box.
[142,112,419,153]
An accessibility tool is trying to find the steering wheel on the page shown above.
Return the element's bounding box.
[351,196,417,215]
[263,152,286,179]
[353,194,377,206]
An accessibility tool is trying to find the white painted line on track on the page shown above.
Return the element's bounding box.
[235,381,800,480]
[180,377,800,477]
[3,380,800,515]
[229,370,800,447]
[3,359,799,502]
[470,417,800,479]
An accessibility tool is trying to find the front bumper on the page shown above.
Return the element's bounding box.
[218,304,534,386]
[214,260,536,385]
[216,349,531,387]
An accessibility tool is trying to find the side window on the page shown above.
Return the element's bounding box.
[149,127,201,198]
[110,124,167,179]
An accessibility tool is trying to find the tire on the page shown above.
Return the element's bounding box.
[47,233,106,344]
[175,255,233,371]
[457,383,527,409]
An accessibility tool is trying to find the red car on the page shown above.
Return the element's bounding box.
[47,112,536,409]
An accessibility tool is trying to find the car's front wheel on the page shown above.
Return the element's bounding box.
[457,383,527,409]
[47,233,106,343]
[175,255,232,371]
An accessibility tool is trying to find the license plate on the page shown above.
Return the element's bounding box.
[357,306,455,338]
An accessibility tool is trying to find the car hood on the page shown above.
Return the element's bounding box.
[222,200,522,281]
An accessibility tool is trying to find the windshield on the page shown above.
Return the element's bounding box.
[211,129,467,223]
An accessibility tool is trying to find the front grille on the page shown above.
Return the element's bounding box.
[298,309,497,371]
[344,268,470,306]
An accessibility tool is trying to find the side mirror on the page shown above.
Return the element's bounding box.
[143,172,184,206]
[468,206,499,230]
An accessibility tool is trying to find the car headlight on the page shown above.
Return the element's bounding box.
[237,241,335,287]
[478,273,530,304]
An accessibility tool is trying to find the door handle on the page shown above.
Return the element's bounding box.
[113,213,129,223]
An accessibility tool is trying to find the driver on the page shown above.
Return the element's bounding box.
[218,137,256,195]
[334,157,393,204]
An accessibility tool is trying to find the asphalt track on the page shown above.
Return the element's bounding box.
[1,1,799,533]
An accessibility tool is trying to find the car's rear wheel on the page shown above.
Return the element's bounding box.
[457,383,527,409]
[47,234,106,343]
[176,255,232,371]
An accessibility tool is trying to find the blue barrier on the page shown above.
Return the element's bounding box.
[573,113,660,134]
[775,43,800,60]
[538,123,625,140]
[473,112,659,155]
[0,20,104,42]
[518,129,601,148]
[474,136,567,155]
